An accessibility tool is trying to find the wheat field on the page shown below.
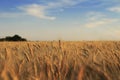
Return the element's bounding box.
[0,41,120,80]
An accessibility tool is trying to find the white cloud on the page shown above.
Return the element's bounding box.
[84,19,118,28]
[0,0,88,20]
[3,0,120,20]
[18,0,85,20]
[47,0,83,8]
[83,12,119,28]
[87,12,106,21]
[19,4,56,20]
[108,6,120,12]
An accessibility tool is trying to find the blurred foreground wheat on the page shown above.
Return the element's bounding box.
[0,41,120,80]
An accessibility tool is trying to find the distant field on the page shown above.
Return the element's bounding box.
[0,41,120,80]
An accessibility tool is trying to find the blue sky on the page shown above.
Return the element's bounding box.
[0,0,120,40]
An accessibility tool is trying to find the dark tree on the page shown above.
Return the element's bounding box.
[0,34,27,41]
[5,36,13,41]
[0,38,5,41]
[21,38,27,41]
[12,35,22,41]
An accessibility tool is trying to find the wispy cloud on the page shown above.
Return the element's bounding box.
[47,0,84,8]
[1,0,120,20]
[83,12,119,28]
[86,12,106,21]
[18,4,56,20]
[18,0,85,20]
[84,19,118,28]
[108,6,120,13]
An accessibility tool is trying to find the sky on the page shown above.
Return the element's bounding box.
[0,0,120,41]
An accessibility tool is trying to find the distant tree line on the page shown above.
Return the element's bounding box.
[0,35,27,41]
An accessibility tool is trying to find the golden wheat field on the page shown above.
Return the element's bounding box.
[0,41,120,80]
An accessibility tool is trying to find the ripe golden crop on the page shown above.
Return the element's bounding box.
[0,41,120,80]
